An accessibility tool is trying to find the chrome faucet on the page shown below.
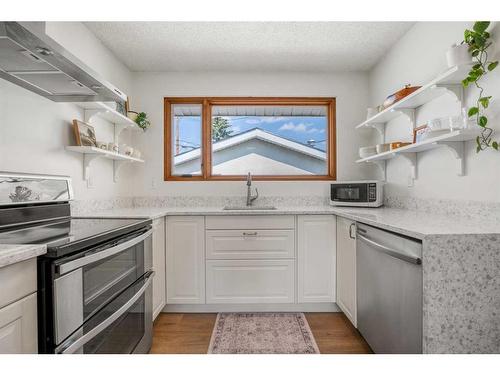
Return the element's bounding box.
[246,172,258,206]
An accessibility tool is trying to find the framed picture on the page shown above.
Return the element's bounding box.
[72,119,97,147]
[413,125,429,143]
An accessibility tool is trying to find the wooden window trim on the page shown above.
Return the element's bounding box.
[164,97,336,181]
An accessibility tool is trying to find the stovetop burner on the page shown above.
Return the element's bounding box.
[0,216,151,258]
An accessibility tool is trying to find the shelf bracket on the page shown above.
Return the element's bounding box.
[369,160,387,181]
[399,153,417,186]
[435,83,464,105]
[436,141,465,176]
[395,108,416,129]
[114,123,129,141]
[113,160,126,183]
[82,154,102,181]
[366,123,385,138]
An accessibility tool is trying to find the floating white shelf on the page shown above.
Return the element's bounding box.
[76,102,141,137]
[66,146,144,182]
[356,129,480,184]
[356,64,471,134]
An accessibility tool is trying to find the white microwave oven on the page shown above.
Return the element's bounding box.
[330,181,384,207]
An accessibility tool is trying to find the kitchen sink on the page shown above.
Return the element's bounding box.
[223,206,277,211]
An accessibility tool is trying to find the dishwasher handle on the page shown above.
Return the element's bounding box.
[357,232,422,265]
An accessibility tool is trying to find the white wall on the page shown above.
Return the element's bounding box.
[0,22,135,201]
[130,71,371,197]
[368,22,500,202]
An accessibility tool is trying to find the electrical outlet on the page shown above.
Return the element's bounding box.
[87,176,94,189]
[407,175,414,188]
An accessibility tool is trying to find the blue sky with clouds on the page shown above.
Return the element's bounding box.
[174,115,327,154]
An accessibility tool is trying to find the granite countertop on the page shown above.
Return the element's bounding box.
[75,205,500,240]
[0,244,47,268]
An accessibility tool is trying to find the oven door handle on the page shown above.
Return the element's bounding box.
[55,270,155,354]
[58,229,153,275]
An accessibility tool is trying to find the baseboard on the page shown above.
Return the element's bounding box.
[162,302,340,313]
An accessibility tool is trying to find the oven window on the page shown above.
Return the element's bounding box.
[83,294,145,354]
[336,188,360,200]
[82,239,145,319]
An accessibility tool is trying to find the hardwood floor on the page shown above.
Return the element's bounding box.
[305,313,372,354]
[150,312,372,354]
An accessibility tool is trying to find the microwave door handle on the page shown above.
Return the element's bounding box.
[58,229,153,275]
[55,270,155,354]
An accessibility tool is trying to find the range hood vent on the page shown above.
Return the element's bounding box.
[0,22,127,104]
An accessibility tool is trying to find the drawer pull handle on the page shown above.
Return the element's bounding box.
[243,232,258,236]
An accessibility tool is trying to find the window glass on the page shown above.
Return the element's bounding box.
[210,105,328,176]
[171,104,202,176]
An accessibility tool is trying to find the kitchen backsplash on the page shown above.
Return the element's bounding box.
[132,195,330,208]
[70,197,134,216]
[71,194,500,222]
[384,195,500,221]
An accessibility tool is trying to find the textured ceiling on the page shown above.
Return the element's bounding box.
[85,22,414,73]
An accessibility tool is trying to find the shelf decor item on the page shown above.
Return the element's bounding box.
[359,146,377,158]
[461,21,499,152]
[446,43,473,68]
[413,125,429,143]
[390,142,412,150]
[96,141,108,150]
[376,143,391,153]
[127,111,138,122]
[134,112,151,132]
[366,107,379,119]
[382,84,422,109]
[72,120,97,147]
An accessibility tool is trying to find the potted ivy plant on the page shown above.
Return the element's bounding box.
[461,21,499,152]
[128,111,151,132]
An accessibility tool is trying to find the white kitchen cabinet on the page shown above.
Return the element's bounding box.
[206,259,295,304]
[336,217,357,327]
[0,292,37,354]
[152,217,166,320]
[297,215,336,303]
[166,216,205,304]
[206,229,295,259]
[206,215,294,230]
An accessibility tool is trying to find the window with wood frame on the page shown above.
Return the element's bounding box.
[164,97,336,181]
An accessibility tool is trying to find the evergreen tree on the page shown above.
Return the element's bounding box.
[212,116,233,142]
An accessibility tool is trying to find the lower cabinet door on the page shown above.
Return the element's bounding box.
[336,217,357,327]
[297,215,337,303]
[152,217,166,320]
[206,260,295,304]
[0,292,37,354]
[166,216,205,304]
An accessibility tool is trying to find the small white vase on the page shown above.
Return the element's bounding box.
[446,43,472,68]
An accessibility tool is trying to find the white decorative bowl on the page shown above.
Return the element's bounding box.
[359,146,377,158]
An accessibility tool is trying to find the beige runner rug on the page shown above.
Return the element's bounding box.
[208,312,320,354]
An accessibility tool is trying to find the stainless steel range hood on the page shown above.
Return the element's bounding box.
[0,22,127,103]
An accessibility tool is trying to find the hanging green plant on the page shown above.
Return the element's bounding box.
[134,112,151,132]
[462,21,499,152]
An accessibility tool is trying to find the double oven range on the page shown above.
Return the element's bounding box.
[0,173,154,354]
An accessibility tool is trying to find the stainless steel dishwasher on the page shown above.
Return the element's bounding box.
[356,223,423,354]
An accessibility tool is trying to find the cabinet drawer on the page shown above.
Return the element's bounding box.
[206,215,295,230]
[206,260,295,304]
[206,230,295,259]
[0,259,37,309]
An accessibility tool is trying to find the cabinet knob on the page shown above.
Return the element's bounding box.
[243,231,258,236]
